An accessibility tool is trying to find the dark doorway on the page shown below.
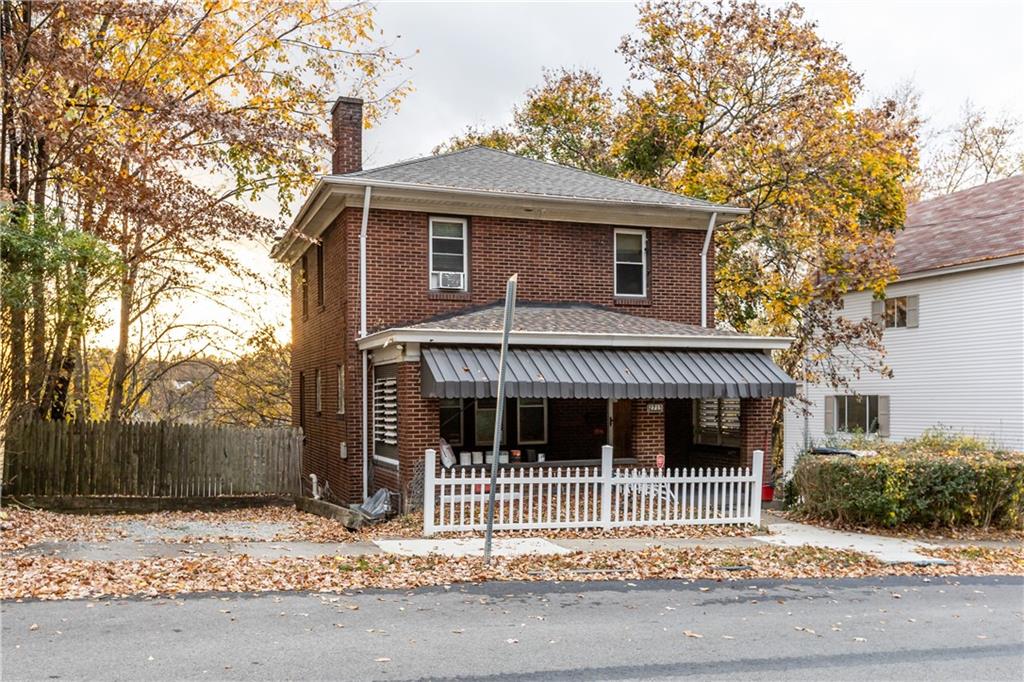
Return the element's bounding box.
[612,399,632,457]
[664,398,692,470]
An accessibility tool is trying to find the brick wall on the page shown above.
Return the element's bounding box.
[630,401,665,468]
[740,397,774,482]
[292,204,717,503]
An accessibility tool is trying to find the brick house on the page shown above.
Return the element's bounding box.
[272,97,796,506]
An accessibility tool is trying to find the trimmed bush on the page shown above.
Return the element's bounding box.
[790,431,1024,529]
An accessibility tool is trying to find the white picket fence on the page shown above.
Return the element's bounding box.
[422,446,763,535]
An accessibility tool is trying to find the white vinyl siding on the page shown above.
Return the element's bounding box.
[784,262,1024,473]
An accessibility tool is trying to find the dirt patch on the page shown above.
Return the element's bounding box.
[3,544,1021,601]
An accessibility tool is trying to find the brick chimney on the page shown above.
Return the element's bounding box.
[331,97,363,174]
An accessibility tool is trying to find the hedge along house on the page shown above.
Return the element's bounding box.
[272,97,797,507]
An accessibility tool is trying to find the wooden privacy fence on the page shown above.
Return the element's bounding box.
[423,446,763,535]
[2,419,303,498]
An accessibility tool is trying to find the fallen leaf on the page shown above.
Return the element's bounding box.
[374,657,391,663]
[683,630,704,638]
[28,624,38,631]
[506,638,519,644]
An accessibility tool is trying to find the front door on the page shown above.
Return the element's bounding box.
[612,399,632,458]
[664,399,691,470]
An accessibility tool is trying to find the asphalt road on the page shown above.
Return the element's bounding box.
[3,575,1022,681]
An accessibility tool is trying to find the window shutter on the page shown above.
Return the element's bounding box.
[877,395,890,437]
[824,395,835,434]
[373,374,398,456]
[905,295,919,328]
[871,299,884,327]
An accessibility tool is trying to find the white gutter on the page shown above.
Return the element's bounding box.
[701,211,718,328]
[357,327,794,352]
[359,186,372,501]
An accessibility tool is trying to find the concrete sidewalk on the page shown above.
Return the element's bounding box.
[13,516,953,564]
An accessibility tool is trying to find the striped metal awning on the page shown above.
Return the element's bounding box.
[420,346,796,400]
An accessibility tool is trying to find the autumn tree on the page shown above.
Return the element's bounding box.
[441,0,920,455]
[1,0,409,421]
[922,101,1023,196]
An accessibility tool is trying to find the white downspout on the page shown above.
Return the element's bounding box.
[700,211,718,328]
[359,186,372,501]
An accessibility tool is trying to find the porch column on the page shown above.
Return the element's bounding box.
[630,400,665,468]
[739,397,773,482]
[395,360,440,510]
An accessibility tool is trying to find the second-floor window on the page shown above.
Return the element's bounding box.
[429,217,468,291]
[614,228,647,297]
[872,294,919,329]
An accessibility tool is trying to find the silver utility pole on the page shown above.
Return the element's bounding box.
[483,273,518,564]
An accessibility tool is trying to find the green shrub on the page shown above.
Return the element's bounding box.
[790,431,1024,529]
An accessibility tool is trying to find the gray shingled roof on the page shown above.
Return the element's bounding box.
[898,175,1024,276]
[343,146,721,209]
[390,302,742,337]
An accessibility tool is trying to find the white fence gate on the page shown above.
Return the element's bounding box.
[423,446,763,535]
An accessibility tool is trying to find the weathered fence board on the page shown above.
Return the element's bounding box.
[2,419,302,498]
[423,445,763,535]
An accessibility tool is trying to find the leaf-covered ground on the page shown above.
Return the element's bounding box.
[0,506,757,550]
[3,544,1022,601]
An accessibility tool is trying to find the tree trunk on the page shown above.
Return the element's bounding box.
[28,137,48,407]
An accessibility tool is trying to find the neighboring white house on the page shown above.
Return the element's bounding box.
[783,176,1024,472]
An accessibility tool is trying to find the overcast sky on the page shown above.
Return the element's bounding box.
[359,0,1024,169]
[97,0,1024,350]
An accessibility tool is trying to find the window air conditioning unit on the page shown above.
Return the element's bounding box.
[438,271,464,290]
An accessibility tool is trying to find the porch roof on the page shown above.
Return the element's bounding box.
[420,346,797,400]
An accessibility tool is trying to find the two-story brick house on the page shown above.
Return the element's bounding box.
[273,97,796,506]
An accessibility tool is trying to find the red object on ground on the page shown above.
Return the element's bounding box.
[761,484,775,502]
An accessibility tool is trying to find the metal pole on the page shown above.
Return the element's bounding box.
[483,274,518,564]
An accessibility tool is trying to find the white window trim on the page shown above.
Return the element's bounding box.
[440,398,464,447]
[428,216,469,291]
[516,397,548,444]
[314,368,322,414]
[613,228,647,297]
[336,364,345,415]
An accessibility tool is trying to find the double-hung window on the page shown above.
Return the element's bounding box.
[440,399,463,446]
[474,398,506,446]
[517,398,547,444]
[336,365,345,415]
[314,369,322,415]
[614,229,647,297]
[429,217,468,290]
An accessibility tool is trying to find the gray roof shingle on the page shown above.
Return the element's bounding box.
[898,176,1024,275]
[343,146,722,209]
[386,301,742,337]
